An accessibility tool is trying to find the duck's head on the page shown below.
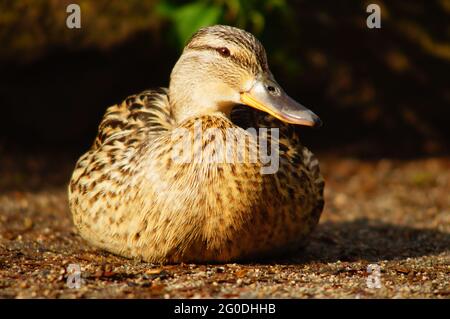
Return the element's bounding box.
[169,25,321,127]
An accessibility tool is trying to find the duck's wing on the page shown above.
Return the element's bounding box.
[92,88,174,150]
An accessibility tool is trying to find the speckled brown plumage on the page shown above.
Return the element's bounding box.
[68,25,324,263]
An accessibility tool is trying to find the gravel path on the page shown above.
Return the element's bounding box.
[0,153,449,298]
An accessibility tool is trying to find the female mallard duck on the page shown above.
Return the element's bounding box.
[68,25,324,263]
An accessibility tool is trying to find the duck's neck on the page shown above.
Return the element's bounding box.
[168,56,239,124]
[169,95,236,124]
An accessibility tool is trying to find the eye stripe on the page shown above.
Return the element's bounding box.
[187,25,269,72]
[187,44,261,74]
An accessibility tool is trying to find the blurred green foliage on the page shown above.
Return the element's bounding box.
[156,0,290,49]
[154,0,301,77]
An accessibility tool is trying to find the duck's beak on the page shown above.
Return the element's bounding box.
[240,76,322,127]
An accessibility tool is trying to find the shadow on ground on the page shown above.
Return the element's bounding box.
[267,219,450,264]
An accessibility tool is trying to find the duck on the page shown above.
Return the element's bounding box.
[68,25,324,263]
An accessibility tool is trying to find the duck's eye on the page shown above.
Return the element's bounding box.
[217,47,230,57]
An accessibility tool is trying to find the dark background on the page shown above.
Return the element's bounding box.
[0,1,449,299]
[0,0,449,161]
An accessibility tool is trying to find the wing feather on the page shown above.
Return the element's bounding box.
[92,88,174,149]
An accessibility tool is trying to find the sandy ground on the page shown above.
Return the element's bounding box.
[0,152,449,298]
